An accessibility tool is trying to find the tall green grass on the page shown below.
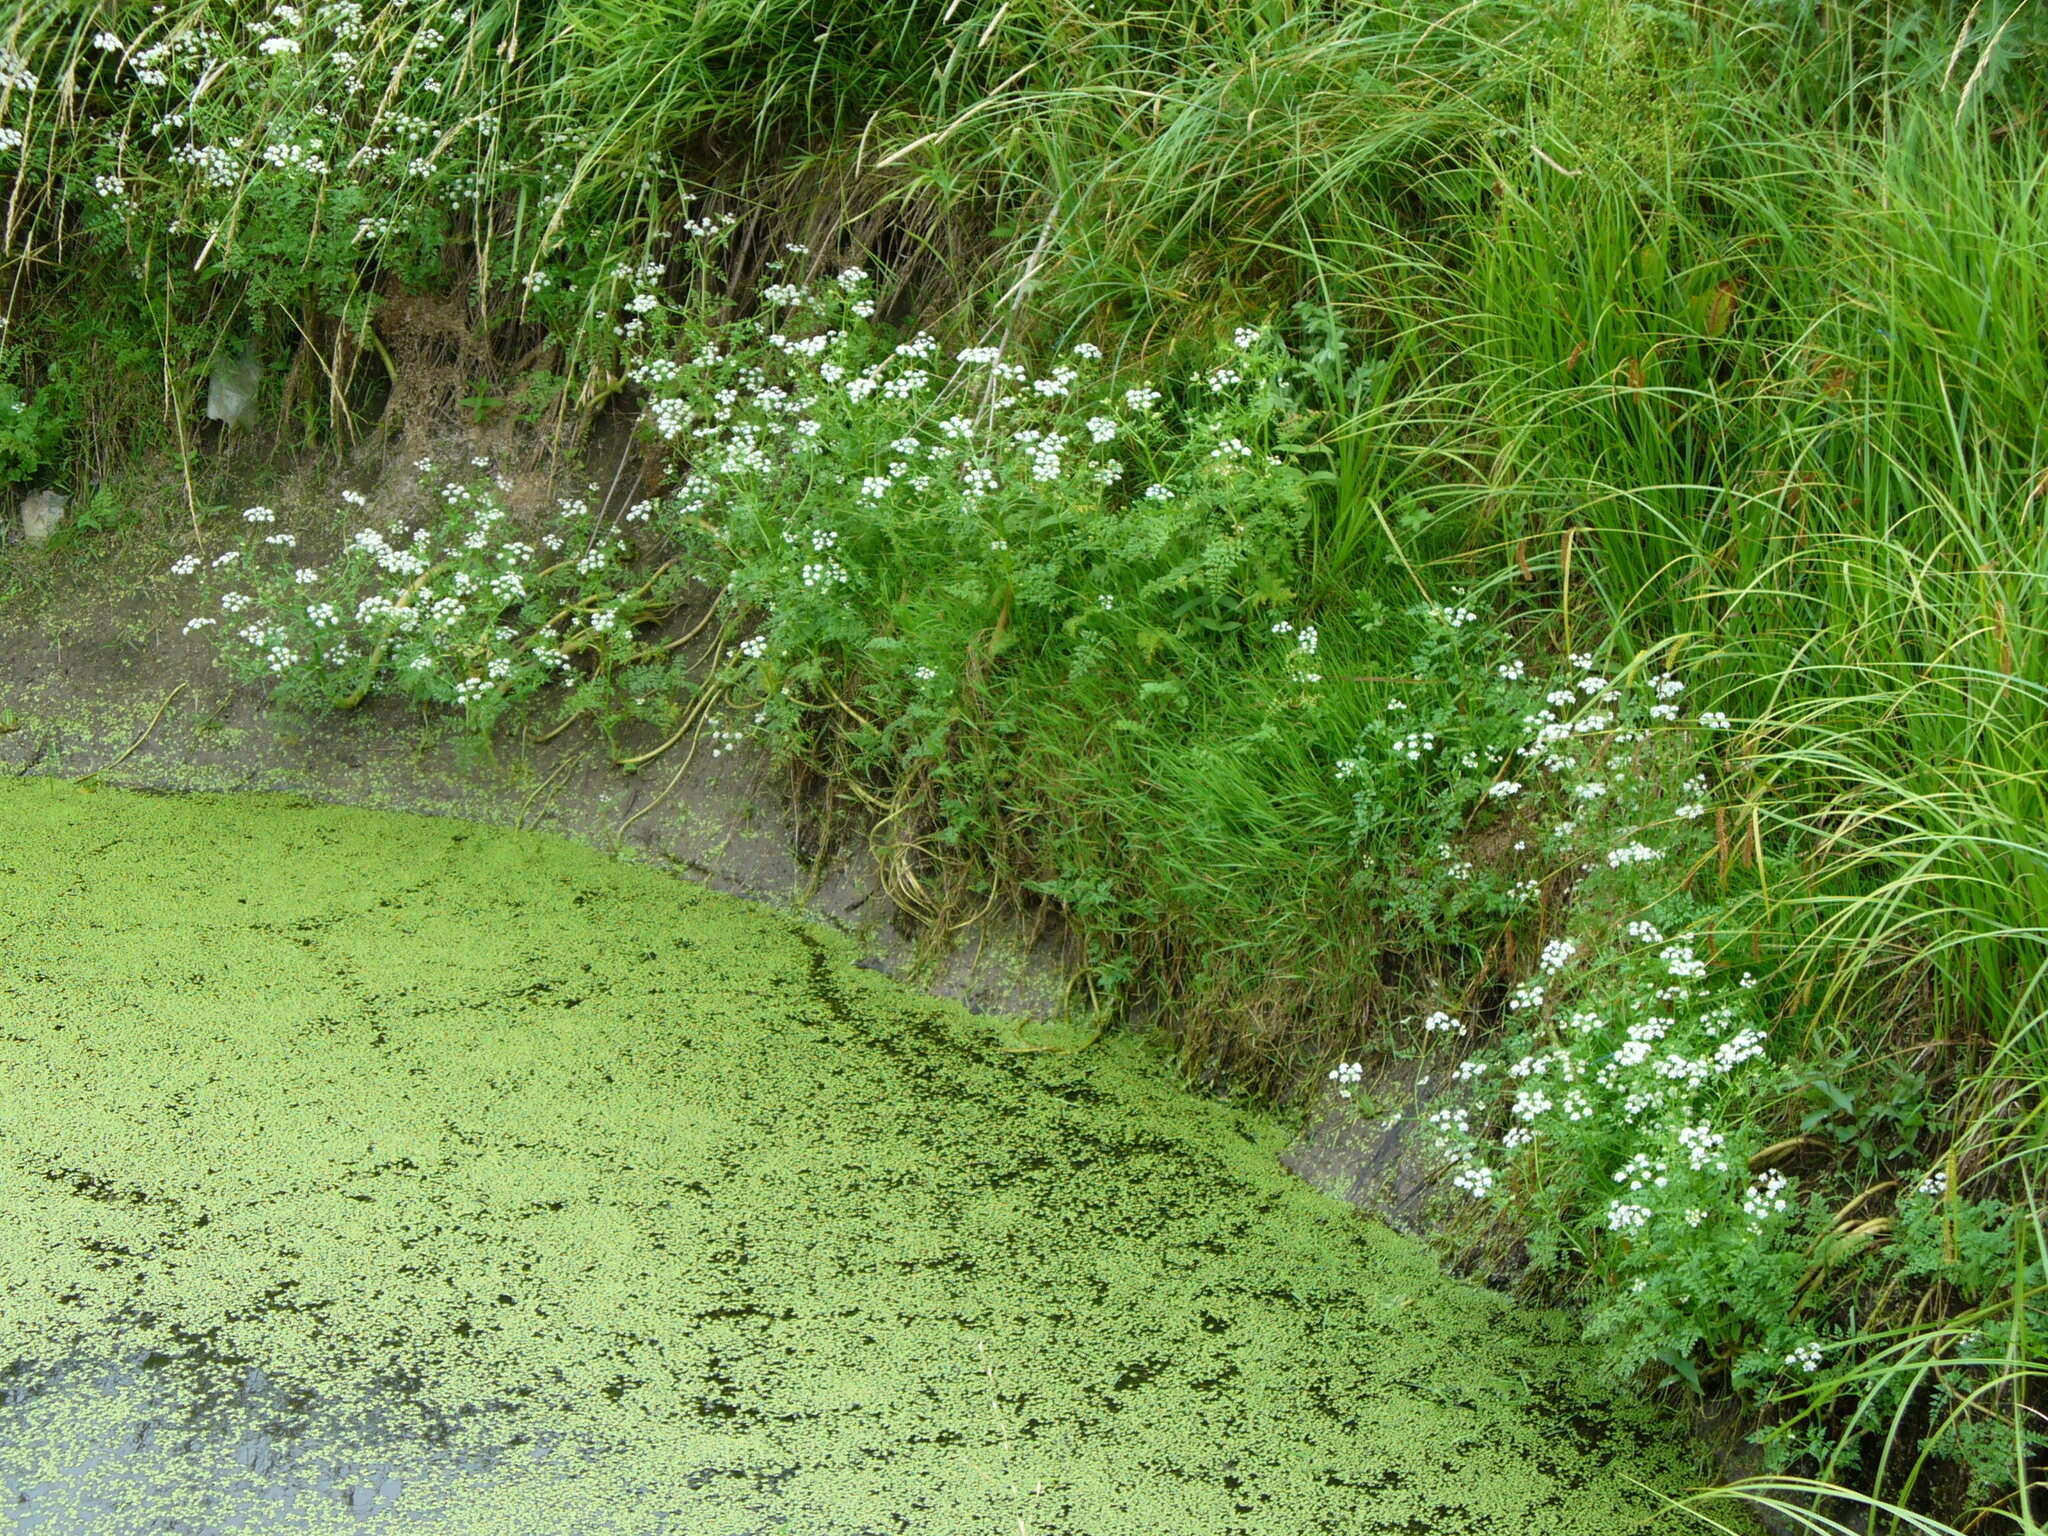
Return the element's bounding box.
[1402,48,2048,1523]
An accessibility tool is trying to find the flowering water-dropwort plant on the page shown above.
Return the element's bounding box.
[173,242,1313,771]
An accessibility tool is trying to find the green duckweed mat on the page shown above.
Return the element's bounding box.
[0,777,1706,1533]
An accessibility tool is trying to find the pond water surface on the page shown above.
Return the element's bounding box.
[1,777,1705,1533]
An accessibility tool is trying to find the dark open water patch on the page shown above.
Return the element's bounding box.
[2,778,1707,1533]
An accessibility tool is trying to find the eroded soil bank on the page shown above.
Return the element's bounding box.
[2,777,1707,1533]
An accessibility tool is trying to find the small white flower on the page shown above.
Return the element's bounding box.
[1606,842,1664,869]
[1678,1123,1728,1172]
[1661,944,1708,980]
[1392,730,1437,762]
[1742,1168,1795,1226]
[1451,1163,1497,1199]
[1606,1201,1652,1234]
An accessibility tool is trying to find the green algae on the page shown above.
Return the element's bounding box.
[0,777,1706,1532]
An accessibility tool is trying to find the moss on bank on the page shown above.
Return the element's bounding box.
[2,777,1706,1532]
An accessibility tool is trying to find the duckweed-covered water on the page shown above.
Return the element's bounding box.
[1,778,1702,1533]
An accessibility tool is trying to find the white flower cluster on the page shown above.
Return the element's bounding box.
[1392,730,1436,762]
[801,560,850,589]
[0,48,38,92]
[1336,623,1785,1294]
[1613,1151,1670,1191]
[1677,1122,1727,1172]
[350,527,429,578]
[1743,1169,1796,1228]
[1605,842,1664,868]
[1606,1201,1653,1234]
[1451,1164,1496,1199]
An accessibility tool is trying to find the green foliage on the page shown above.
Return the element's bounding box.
[48,484,135,546]
[1317,626,1818,1393]
[177,483,698,740]
[0,375,77,492]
